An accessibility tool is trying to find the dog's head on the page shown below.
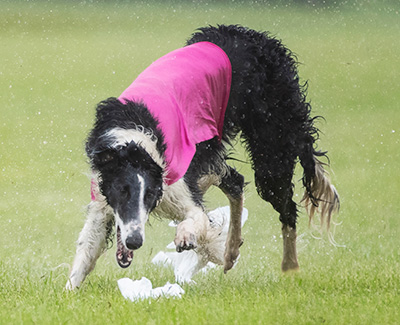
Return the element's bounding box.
[92,140,164,252]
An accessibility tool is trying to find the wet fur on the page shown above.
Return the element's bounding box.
[66,25,339,290]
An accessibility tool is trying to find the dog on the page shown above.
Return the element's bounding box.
[66,25,339,290]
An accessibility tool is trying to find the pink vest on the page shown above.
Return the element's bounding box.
[119,42,232,185]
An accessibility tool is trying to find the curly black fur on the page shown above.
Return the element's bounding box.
[187,25,327,228]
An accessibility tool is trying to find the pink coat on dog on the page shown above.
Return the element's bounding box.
[119,42,232,185]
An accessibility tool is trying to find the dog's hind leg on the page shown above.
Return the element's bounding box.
[244,135,300,272]
[256,168,300,272]
[66,199,113,290]
[256,174,299,271]
[218,166,245,273]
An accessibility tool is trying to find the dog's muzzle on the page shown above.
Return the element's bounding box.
[125,231,143,250]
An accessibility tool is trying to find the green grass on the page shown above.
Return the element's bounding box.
[1,1,399,323]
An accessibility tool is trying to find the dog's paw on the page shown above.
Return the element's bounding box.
[65,277,78,291]
[223,238,244,273]
[65,271,86,291]
[174,220,197,252]
[174,231,197,252]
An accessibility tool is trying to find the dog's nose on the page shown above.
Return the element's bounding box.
[125,232,143,250]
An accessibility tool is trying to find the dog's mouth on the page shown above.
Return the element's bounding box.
[116,226,133,268]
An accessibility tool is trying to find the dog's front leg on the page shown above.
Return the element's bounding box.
[174,207,208,252]
[223,193,244,273]
[66,200,112,290]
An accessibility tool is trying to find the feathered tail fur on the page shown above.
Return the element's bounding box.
[301,155,340,235]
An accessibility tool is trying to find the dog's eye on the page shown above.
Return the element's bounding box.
[120,185,130,198]
[144,190,158,209]
[145,190,155,201]
[94,149,117,169]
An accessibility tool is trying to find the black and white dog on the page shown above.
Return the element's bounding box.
[66,25,339,290]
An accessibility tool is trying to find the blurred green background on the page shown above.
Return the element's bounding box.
[1,0,399,323]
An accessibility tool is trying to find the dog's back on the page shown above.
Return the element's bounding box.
[188,25,339,270]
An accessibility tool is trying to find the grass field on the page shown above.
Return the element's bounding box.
[1,0,399,323]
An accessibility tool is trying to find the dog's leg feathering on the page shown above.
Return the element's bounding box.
[66,200,112,290]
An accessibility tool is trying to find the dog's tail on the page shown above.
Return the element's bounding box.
[300,148,340,237]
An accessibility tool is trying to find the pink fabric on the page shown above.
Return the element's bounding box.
[119,42,232,185]
[90,177,98,201]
